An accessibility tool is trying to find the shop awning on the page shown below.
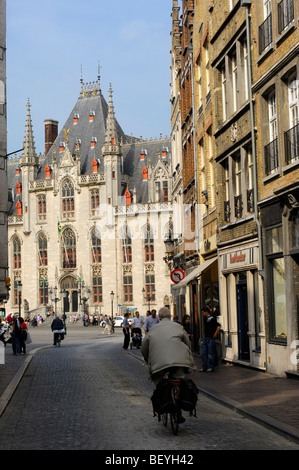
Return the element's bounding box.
[171,256,217,291]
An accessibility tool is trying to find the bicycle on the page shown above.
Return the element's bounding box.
[155,373,183,435]
[54,333,62,347]
[152,371,198,436]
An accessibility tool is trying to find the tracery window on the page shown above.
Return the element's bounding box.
[91,229,101,264]
[122,227,132,263]
[38,233,48,266]
[62,228,76,269]
[13,237,21,269]
[144,226,154,262]
[62,179,75,216]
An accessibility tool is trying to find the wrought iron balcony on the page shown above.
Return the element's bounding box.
[259,14,272,55]
[224,200,230,223]
[278,0,294,34]
[284,122,299,165]
[247,188,254,213]
[264,137,279,176]
[234,194,243,219]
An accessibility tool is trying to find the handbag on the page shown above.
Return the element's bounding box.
[25,331,32,344]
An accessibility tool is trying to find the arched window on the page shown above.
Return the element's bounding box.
[122,226,132,263]
[38,233,48,266]
[91,229,101,264]
[62,179,75,215]
[62,228,76,269]
[144,225,154,262]
[13,237,21,269]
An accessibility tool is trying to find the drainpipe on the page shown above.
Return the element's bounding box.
[242,0,264,280]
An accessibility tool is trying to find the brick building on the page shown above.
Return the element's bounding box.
[252,0,299,376]
[210,0,266,370]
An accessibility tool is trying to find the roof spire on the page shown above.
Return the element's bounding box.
[103,84,119,152]
[102,84,121,156]
[22,98,37,158]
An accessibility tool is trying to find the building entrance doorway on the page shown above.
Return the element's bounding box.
[60,275,78,313]
[236,273,249,361]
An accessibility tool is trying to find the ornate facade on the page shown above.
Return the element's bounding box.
[6,77,173,318]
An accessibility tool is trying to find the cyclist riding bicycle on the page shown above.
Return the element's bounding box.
[51,316,65,346]
[141,307,196,422]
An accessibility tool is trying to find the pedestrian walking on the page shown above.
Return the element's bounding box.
[144,309,159,334]
[103,315,112,334]
[199,306,221,372]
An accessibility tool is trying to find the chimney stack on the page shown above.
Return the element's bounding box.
[44,119,58,155]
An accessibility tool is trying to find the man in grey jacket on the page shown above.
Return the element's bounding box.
[141,307,196,385]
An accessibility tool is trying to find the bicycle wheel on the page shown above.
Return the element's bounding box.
[56,334,61,347]
[170,409,179,435]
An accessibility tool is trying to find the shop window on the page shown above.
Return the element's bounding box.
[266,225,287,342]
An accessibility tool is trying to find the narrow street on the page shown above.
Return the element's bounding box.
[0,322,298,451]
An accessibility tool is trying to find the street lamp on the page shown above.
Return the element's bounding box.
[142,286,155,312]
[60,289,67,331]
[17,281,22,317]
[110,291,115,332]
[49,286,60,317]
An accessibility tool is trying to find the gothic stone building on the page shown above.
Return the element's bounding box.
[6,78,173,319]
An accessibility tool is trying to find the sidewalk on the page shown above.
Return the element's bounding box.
[1,321,299,444]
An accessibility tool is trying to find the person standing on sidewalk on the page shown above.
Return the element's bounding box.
[11,315,21,355]
[122,313,130,350]
[199,307,221,372]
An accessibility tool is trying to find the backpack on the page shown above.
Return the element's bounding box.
[179,378,199,416]
[151,379,175,416]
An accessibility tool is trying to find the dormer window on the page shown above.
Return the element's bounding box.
[92,157,98,173]
[45,164,51,178]
[59,142,65,153]
[124,188,132,206]
[89,111,95,122]
[91,137,97,148]
[16,200,22,215]
[162,147,168,158]
[140,149,147,160]
[73,113,79,125]
[16,181,21,195]
[142,166,148,181]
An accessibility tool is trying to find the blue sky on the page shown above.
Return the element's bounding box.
[6,0,173,156]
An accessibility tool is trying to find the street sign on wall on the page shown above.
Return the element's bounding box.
[170,269,185,284]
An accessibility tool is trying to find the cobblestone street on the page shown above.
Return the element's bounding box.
[0,322,298,451]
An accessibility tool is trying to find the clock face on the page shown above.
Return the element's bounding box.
[170,269,185,284]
